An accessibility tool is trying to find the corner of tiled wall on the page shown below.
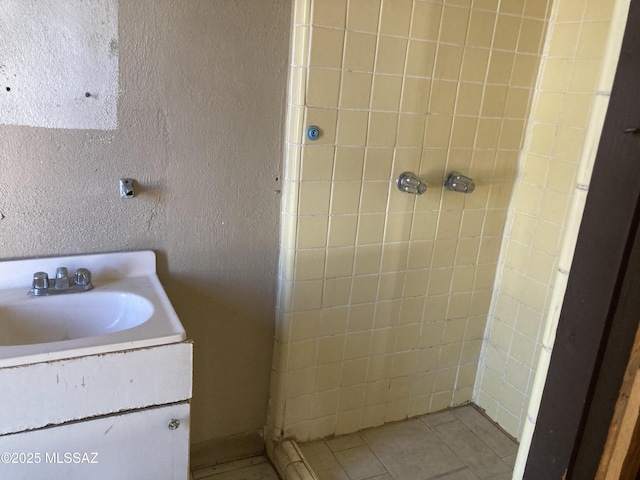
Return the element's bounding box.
[475,0,619,439]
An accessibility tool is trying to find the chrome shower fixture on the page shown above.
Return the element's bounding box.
[397,171,427,195]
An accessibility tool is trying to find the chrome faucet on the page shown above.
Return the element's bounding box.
[28,267,93,296]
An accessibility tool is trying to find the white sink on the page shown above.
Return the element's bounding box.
[0,291,154,345]
[0,251,186,367]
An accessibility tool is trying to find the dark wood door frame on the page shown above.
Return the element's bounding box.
[524,2,640,478]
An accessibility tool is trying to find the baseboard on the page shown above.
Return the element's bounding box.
[190,430,264,471]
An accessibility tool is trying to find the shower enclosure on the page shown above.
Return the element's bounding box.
[268,0,627,476]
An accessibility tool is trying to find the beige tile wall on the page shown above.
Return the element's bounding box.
[475,0,616,439]
[269,0,550,442]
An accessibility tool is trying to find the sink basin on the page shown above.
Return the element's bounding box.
[0,251,186,367]
[0,291,154,346]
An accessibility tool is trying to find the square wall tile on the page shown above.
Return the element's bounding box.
[401,77,431,113]
[354,244,383,275]
[405,40,437,77]
[340,71,373,109]
[344,31,377,72]
[583,0,615,21]
[456,83,484,116]
[301,146,334,181]
[381,242,410,272]
[511,54,540,88]
[411,2,442,41]
[461,47,490,82]
[297,216,328,249]
[331,182,362,215]
[307,68,341,107]
[334,147,365,181]
[320,307,349,337]
[467,10,496,47]
[518,18,546,54]
[385,212,414,243]
[325,246,355,278]
[493,14,521,51]
[295,248,327,281]
[424,115,453,148]
[555,0,586,22]
[368,112,399,147]
[375,36,408,75]
[351,274,380,304]
[309,27,345,69]
[299,182,332,215]
[397,114,427,148]
[372,74,403,111]
[323,278,353,307]
[328,215,358,247]
[487,50,516,85]
[360,183,390,213]
[337,110,370,146]
[312,0,347,28]
[500,0,524,15]
[347,0,381,33]
[434,44,464,81]
[440,5,471,45]
[524,0,550,18]
[380,0,413,36]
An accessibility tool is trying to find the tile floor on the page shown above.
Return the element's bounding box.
[299,405,517,480]
[191,405,518,480]
[192,455,279,480]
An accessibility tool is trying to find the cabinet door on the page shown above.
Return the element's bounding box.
[0,402,190,480]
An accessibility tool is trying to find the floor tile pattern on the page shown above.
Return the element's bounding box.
[300,406,517,480]
[191,406,518,480]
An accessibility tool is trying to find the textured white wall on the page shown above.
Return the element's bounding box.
[0,0,118,129]
[0,0,290,449]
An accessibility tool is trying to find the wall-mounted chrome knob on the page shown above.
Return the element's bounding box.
[397,171,427,195]
[444,172,475,194]
[120,178,135,198]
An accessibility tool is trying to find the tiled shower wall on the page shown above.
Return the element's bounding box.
[475,0,617,438]
[269,0,550,442]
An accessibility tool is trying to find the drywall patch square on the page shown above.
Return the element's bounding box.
[0,0,118,130]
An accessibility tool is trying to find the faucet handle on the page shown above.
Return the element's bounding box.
[397,171,428,195]
[74,268,92,287]
[444,171,475,194]
[31,272,50,291]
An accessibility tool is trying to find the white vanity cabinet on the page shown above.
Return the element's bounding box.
[0,341,193,480]
[0,402,190,480]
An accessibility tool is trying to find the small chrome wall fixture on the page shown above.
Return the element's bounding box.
[306,125,320,141]
[119,178,135,198]
[397,171,427,195]
[444,171,475,194]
